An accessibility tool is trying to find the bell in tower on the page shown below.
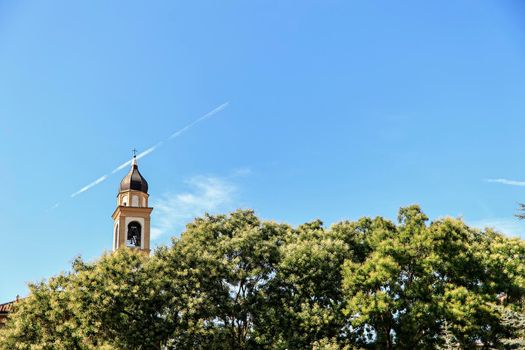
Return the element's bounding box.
[111,152,153,254]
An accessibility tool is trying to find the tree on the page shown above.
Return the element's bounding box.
[515,203,525,221]
[2,207,525,349]
[436,320,461,350]
[156,210,291,349]
[263,219,352,348]
[0,249,168,350]
[497,305,525,348]
[341,206,523,349]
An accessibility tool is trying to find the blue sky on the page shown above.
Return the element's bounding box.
[2,0,525,302]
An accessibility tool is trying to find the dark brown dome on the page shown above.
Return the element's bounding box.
[119,158,149,193]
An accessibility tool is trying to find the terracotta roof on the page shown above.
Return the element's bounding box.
[0,301,15,314]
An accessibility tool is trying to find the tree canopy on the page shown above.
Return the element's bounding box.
[2,206,525,349]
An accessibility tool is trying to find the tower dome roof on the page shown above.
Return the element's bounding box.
[119,157,149,193]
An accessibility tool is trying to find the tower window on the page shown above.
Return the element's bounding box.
[126,221,142,248]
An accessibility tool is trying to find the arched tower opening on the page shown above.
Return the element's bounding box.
[126,221,142,248]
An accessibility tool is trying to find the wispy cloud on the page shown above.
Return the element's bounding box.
[69,102,229,198]
[485,178,525,187]
[469,218,525,238]
[150,175,236,239]
[230,167,252,177]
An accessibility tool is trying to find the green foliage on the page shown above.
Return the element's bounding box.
[341,206,517,349]
[2,207,525,349]
[436,320,461,350]
[497,303,525,348]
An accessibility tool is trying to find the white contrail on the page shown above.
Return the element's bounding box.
[111,142,163,174]
[46,202,61,212]
[71,174,109,197]
[169,102,229,139]
[486,178,525,187]
[69,102,229,198]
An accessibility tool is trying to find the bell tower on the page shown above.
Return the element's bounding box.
[111,153,153,254]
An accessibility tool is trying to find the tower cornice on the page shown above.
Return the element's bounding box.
[111,206,153,220]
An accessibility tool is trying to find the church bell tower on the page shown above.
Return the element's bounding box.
[112,153,153,254]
